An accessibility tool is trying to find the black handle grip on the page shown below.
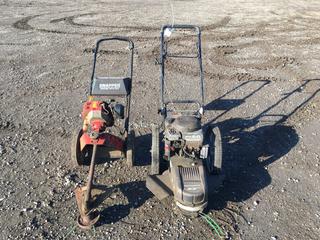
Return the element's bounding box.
[163,100,202,109]
[161,24,200,34]
[95,36,134,50]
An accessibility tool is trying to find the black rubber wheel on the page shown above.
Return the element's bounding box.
[126,130,135,167]
[82,145,93,166]
[151,125,160,175]
[207,126,222,175]
[71,129,84,167]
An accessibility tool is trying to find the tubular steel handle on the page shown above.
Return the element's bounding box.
[161,24,200,34]
[90,36,134,95]
[159,25,204,111]
[163,100,202,108]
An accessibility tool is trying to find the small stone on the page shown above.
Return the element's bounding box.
[64,177,71,186]
[9,146,17,153]
[110,193,117,199]
[0,144,5,155]
[21,207,33,212]
[271,236,278,240]
[33,201,41,208]
[253,200,260,206]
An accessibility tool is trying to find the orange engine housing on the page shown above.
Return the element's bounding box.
[79,100,124,151]
[81,101,105,132]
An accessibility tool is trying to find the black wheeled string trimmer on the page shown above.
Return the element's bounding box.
[71,37,135,229]
[146,25,224,216]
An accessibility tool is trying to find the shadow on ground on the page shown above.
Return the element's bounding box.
[93,180,152,226]
[207,119,298,210]
[206,79,320,210]
[134,133,152,166]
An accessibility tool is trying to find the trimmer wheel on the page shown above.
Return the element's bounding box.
[71,129,84,167]
[151,125,160,175]
[207,126,222,175]
[126,130,135,167]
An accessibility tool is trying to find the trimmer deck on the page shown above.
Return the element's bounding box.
[146,167,224,214]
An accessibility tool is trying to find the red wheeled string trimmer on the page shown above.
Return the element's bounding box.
[71,37,135,229]
[146,25,224,216]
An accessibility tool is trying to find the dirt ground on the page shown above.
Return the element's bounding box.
[0,0,320,239]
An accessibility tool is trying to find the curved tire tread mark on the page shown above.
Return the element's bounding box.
[12,15,38,30]
[12,13,232,39]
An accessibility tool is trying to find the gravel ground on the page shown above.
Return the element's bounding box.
[0,0,320,239]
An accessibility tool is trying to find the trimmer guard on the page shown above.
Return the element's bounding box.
[146,157,225,213]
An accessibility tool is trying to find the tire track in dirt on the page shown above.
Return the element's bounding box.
[12,13,231,39]
[51,13,231,32]
[12,15,35,30]
[145,39,283,82]
[82,48,128,56]
[211,44,298,70]
[0,42,39,46]
[13,13,320,48]
[142,20,297,78]
[13,13,312,99]
[11,13,297,103]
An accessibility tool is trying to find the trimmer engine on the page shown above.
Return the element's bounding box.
[164,116,205,160]
[78,100,125,160]
[82,101,114,139]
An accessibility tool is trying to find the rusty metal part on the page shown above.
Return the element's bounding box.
[77,209,100,230]
[85,144,97,202]
[75,144,101,229]
[75,186,100,230]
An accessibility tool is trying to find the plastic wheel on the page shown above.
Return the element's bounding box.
[71,129,84,167]
[126,130,135,167]
[81,145,93,166]
[207,126,222,175]
[151,125,160,175]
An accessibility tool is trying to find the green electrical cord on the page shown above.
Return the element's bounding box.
[200,212,224,239]
[203,213,224,235]
[93,225,96,236]
[63,225,77,240]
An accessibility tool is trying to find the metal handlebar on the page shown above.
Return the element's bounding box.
[161,24,200,34]
[163,99,202,107]
[159,25,204,112]
[90,36,134,90]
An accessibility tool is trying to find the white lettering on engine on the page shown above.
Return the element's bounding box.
[184,135,202,141]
